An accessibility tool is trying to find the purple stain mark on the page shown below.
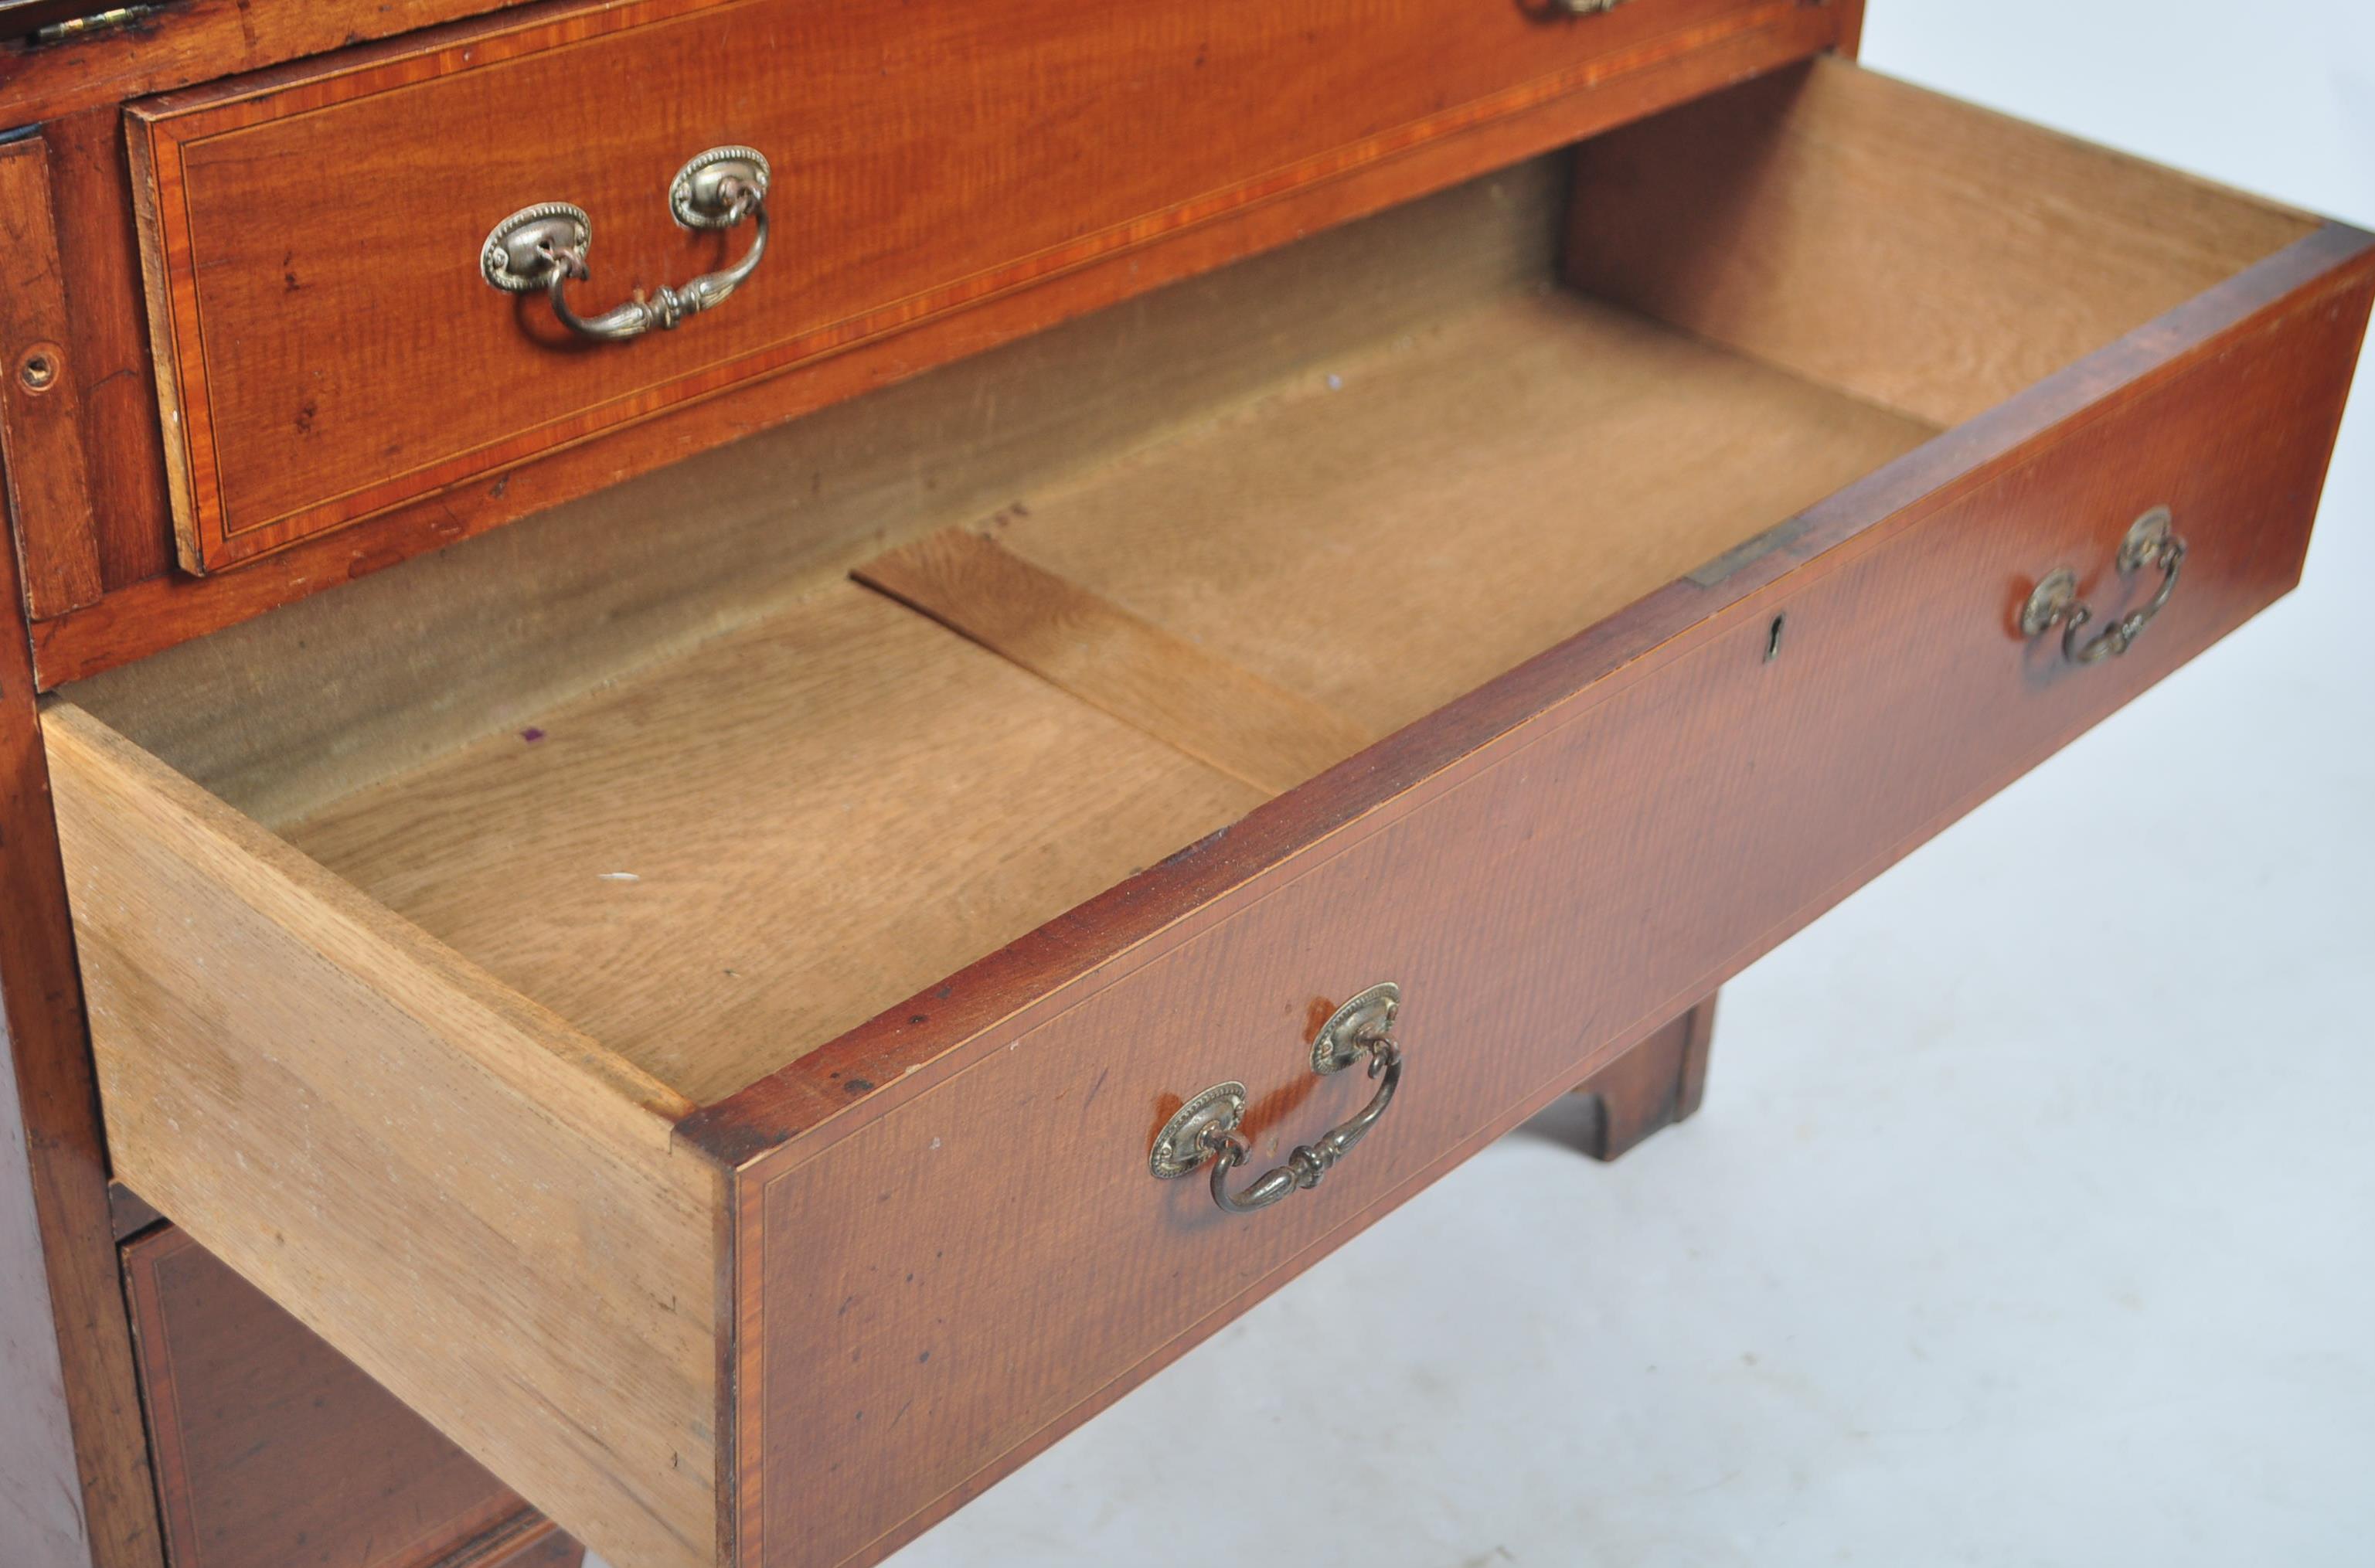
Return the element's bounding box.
[520,726,546,743]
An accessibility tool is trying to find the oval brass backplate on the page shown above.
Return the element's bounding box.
[669,145,771,230]
[2115,505,2175,572]
[481,202,592,292]
[1312,982,1400,1074]
[1149,1081,1247,1179]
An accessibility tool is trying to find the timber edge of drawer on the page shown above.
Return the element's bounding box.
[36,56,2375,1568]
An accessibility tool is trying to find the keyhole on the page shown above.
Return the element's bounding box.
[17,345,60,394]
[1764,613,1786,663]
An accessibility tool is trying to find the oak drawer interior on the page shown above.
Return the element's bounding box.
[49,57,2339,1568]
[67,62,2313,1107]
[225,286,1935,1104]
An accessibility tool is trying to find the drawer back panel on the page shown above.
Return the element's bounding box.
[124,0,1823,570]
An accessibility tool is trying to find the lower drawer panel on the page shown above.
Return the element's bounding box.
[122,1226,582,1568]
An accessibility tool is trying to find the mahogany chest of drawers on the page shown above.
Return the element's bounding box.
[1,3,2366,1566]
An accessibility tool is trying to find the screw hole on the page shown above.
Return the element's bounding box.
[19,351,58,393]
[1764,613,1786,663]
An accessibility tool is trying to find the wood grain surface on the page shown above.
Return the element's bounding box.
[0,368,163,1568]
[726,241,2374,1568]
[1570,990,1717,1160]
[281,583,1263,1104]
[689,70,2370,1155]
[1829,0,1865,56]
[1567,58,2319,427]
[0,137,101,617]
[467,1523,588,1568]
[29,53,2373,1568]
[859,529,1379,796]
[34,7,1836,675]
[126,278,1924,1110]
[0,0,520,125]
[122,0,1836,570]
[123,1225,579,1568]
[40,107,175,597]
[46,705,727,1568]
[950,289,1933,738]
[0,940,117,1568]
[59,160,1563,811]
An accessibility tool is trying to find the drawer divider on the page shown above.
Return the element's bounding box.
[858,527,1376,796]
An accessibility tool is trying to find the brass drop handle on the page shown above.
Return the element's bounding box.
[1149,983,1404,1216]
[480,146,770,343]
[2021,506,2187,665]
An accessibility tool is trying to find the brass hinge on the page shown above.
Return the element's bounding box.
[2,2,168,46]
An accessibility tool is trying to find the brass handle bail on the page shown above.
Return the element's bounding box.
[1149,983,1405,1216]
[480,146,771,343]
[2021,506,2187,666]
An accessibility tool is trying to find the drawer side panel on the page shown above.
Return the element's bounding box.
[45,706,726,1568]
[1567,57,2322,429]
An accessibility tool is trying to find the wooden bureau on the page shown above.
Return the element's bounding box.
[0,4,2366,1566]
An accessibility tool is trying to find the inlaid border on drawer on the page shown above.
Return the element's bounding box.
[124,0,1842,572]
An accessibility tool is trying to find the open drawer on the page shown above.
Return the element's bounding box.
[48,60,2372,1568]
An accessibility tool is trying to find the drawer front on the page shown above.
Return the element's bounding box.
[122,1225,584,1568]
[125,0,1827,570]
[728,253,2371,1568]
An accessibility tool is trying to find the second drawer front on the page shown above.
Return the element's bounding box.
[126,0,1815,569]
[734,269,2364,1568]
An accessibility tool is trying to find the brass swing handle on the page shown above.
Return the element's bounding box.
[1148,983,1405,1216]
[2021,506,2188,665]
[480,147,771,343]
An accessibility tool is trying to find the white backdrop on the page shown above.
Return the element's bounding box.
[846,8,2375,1566]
